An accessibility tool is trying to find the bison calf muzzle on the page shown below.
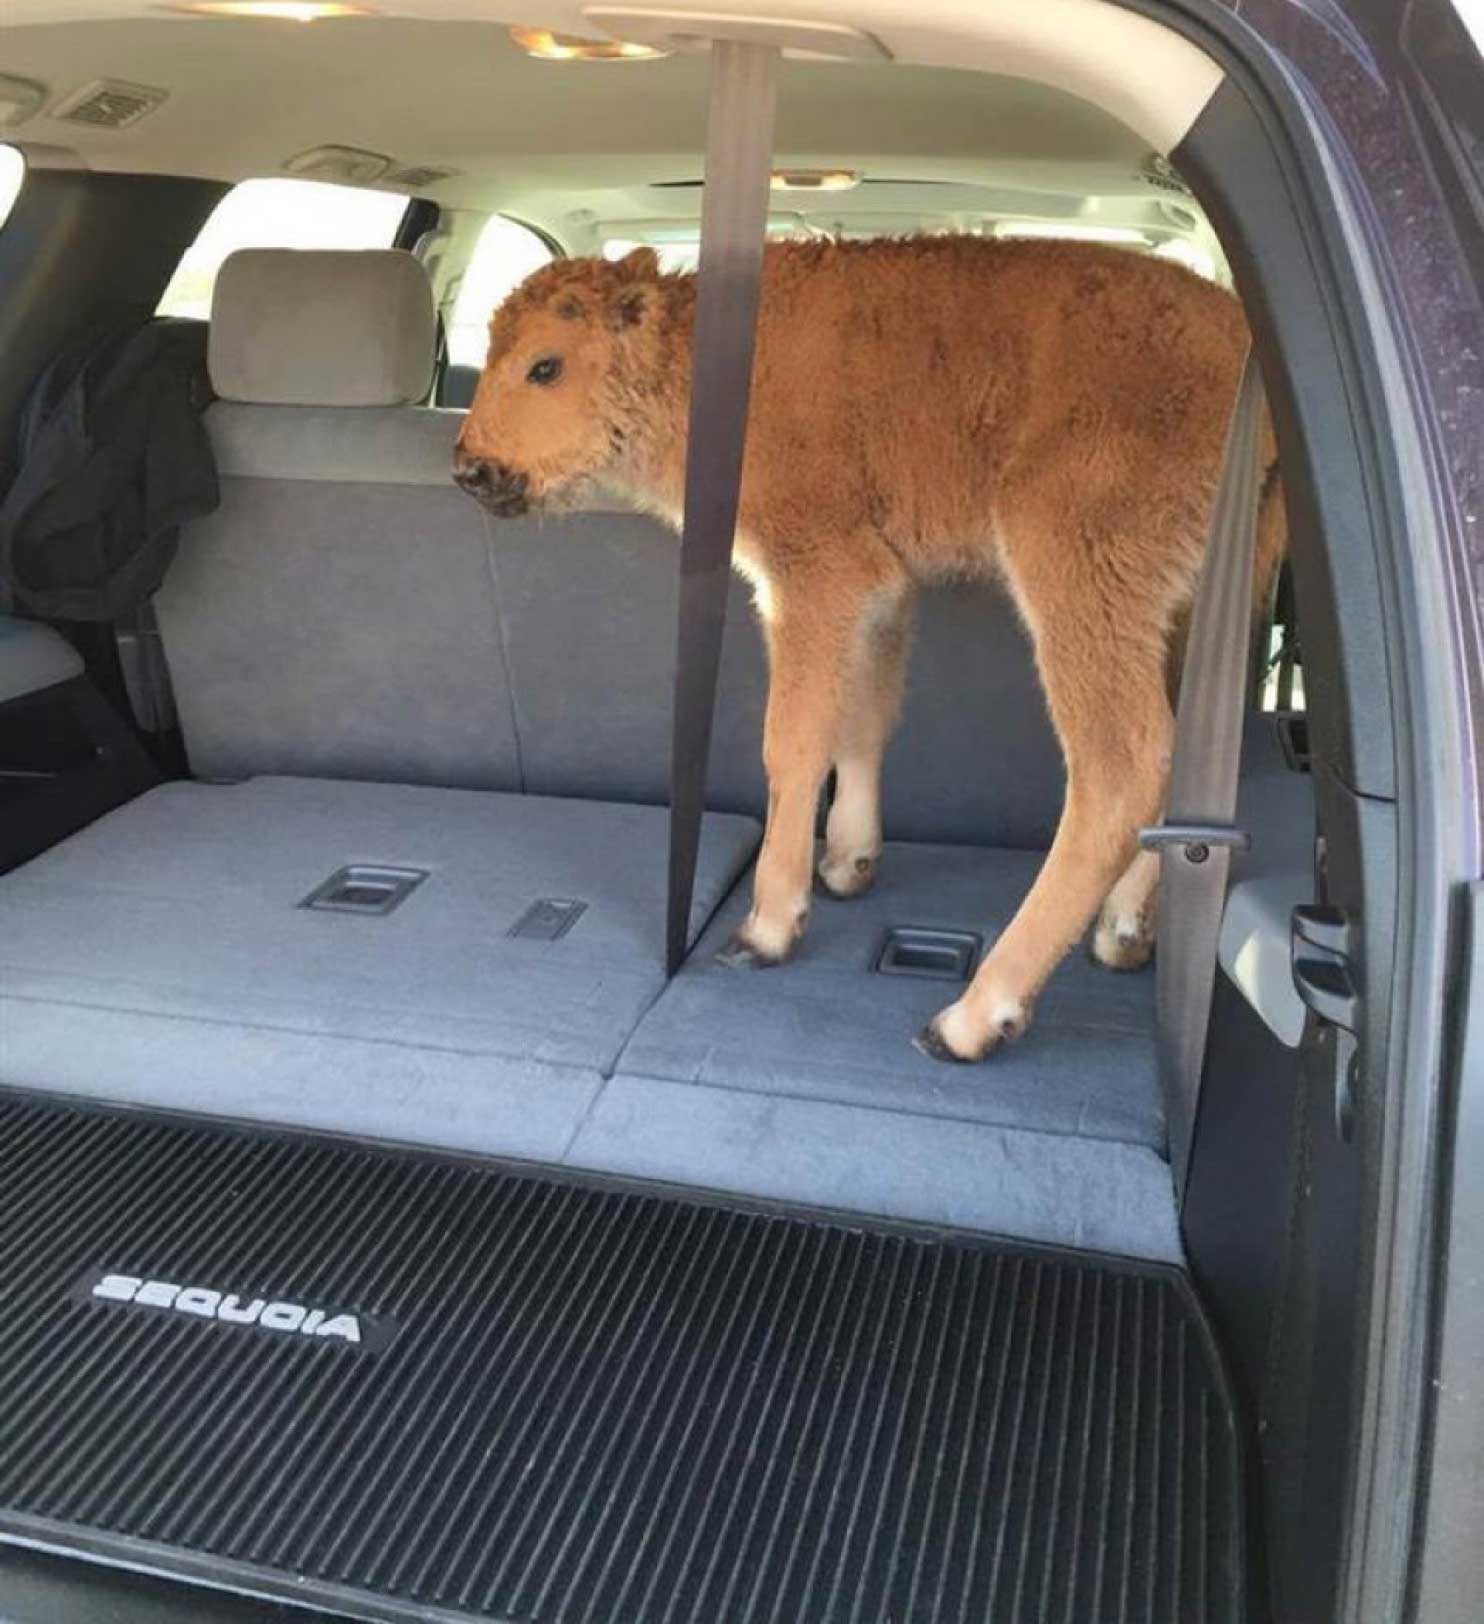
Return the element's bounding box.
[452,457,530,518]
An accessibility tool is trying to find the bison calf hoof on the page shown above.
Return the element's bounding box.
[716,912,803,970]
[716,933,785,970]
[816,850,879,900]
[914,998,1031,1064]
[1091,910,1156,972]
[912,1020,974,1064]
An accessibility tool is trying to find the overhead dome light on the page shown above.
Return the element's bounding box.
[163,3,375,20]
[770,169,859,192]
[510,26,668,61]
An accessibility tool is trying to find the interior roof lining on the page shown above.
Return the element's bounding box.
[2,1,1225,197]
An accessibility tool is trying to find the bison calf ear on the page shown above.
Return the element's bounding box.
[608,288,649,330]
[614,245,660,281]
[607,246,659,328]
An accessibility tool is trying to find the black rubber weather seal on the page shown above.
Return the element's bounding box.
[0,1092,1245,1623]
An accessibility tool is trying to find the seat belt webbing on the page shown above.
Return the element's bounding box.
[1141,350,1267,1197]
[115,598,179,735]
[665,39,779,975]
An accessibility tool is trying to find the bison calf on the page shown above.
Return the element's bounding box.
[455,236,1284,1062]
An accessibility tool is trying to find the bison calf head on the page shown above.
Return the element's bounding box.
[454,247,663,516]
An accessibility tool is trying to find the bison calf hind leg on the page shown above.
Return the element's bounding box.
[817,592,914,901]
[1092,846,1161,971]
[918,527,1176,1062]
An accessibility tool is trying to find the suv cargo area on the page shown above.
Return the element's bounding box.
[0,5,1473,1624]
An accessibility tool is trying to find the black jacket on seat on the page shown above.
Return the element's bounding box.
[0,315,218,622]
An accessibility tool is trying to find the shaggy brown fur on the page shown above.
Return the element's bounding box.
[455,237,1285,1062]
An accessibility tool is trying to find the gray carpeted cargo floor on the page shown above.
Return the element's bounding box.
[0,777,1178,1261]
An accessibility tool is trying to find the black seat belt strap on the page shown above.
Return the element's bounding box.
[665,39,779,975]
[1139,350,1267,1196]
[115,598,179,735]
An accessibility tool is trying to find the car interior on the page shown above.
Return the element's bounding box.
[0,6,1424,1623]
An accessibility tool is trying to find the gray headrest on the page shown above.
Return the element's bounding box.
[209,249,436,407]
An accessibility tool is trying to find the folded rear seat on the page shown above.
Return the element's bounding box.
[0,249,758,1159]
[0,777,754,1161]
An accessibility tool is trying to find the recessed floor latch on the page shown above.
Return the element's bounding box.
[508,898,587,941]
[874,926,982,982]
[299,865,428,916]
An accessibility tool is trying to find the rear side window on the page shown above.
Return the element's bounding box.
[447,216,554,367]
[157,177,408,321]
[0,146,23,231]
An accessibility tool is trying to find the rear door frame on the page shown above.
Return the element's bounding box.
[1132,2,1482,1617]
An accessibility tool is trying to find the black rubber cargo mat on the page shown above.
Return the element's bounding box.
[0,1092,1244,1623]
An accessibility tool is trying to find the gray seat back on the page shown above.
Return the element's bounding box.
[493,520,1064,848]
[156,249,525,791]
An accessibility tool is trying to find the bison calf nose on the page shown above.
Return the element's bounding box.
[453,457,492,496]
[452,456,531,518]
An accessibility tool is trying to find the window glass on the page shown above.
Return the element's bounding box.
[157,177,408,320]
[601,222,812,274]
[1453,0,1484,58]
[1260,569,1305,713]
[447,216,554,367]
[0,145,23,231]
[603,233,700,275]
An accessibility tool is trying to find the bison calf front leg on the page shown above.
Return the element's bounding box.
[718,592,866,969]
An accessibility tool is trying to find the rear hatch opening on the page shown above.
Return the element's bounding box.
[0,7,1421,1623]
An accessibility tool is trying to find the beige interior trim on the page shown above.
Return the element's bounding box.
[583,9,893,62]
[882,0,1223,155]
[585,0,1224,153]
[4,143,87,172]
[8,1,1222,157]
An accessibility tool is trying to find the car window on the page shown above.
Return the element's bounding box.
[447,216,554,367]
[0,145,23,231]
[157,177,409,321]
[1259,567,1306,713]
[1454,0,1484,57]
[603,234,702,274]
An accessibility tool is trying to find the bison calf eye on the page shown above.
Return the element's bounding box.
[526,356,563,386]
